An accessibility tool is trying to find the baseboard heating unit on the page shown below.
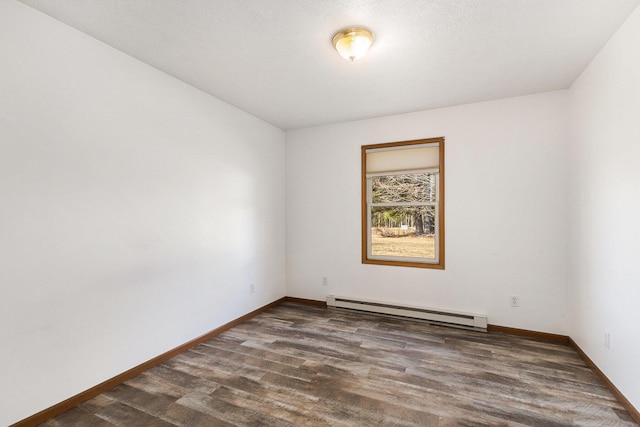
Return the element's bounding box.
[326,295,488,332]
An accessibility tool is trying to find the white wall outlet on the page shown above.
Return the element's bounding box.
[510,295,519,307]
[322,277,328,286]
[605,330,610,349]
[250,283,255,294]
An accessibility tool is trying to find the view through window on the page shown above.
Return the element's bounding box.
[362,138,444,268]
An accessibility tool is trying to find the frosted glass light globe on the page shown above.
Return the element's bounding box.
[332,28,374,62]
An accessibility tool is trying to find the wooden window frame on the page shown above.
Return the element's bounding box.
[361,137,445,269]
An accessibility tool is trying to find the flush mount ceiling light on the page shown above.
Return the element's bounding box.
[332,27,374,61]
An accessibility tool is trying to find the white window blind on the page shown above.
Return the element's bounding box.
[365,144,439,174]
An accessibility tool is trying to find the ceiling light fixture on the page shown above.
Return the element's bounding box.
[332,27,374,62]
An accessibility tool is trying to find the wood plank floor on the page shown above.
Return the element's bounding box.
[42,302,637,426]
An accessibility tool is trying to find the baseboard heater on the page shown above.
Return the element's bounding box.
[326,295,488,332]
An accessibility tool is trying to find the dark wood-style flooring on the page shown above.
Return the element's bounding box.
[42,302,636,426]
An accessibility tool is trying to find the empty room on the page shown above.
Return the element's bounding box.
[1,0,639,425]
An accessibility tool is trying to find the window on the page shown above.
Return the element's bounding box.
[362,137,444,269]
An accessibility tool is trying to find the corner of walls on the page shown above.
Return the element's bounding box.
[567,2,640,412]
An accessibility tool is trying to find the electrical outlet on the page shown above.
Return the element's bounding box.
[322,277,328,286]
[510,295,519,307]
[605,330,610,349]
[250,283,255,294]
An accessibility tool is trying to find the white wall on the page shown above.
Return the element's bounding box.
[0,2,286,425]
[286,91,569,334]
[567,4,640,412]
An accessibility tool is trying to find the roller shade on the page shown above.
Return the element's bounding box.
[366,145,439,174]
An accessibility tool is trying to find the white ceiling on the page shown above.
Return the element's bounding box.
[18,0,640,130]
